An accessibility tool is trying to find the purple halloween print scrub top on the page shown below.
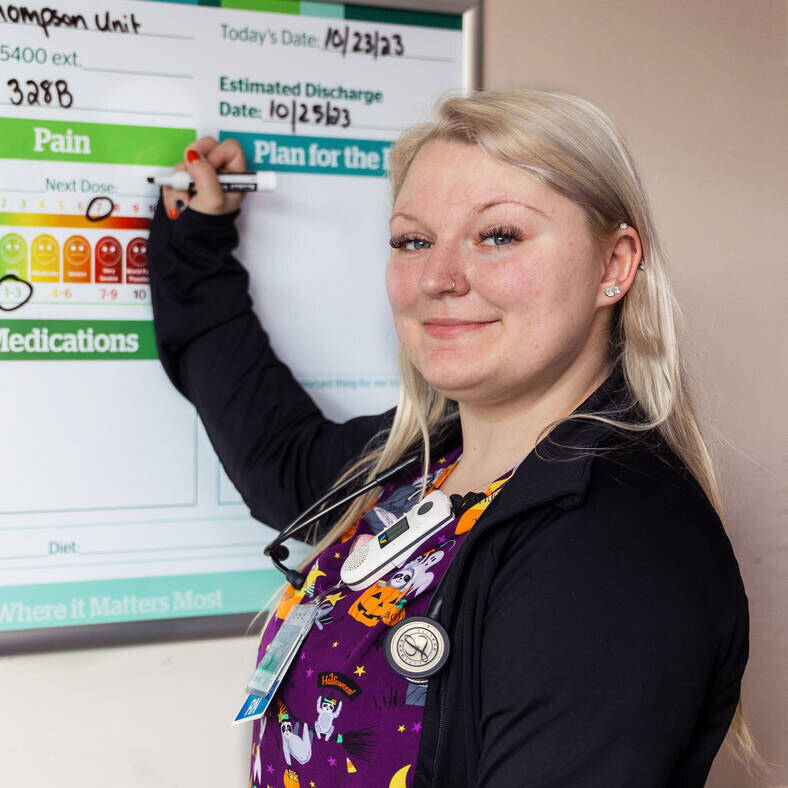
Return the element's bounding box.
[249,449,516,788]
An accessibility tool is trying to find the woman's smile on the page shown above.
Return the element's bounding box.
[423,317,499,338]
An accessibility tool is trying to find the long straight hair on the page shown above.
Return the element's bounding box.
[255,89,760,771]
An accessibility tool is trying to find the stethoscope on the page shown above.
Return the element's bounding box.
[263,453,485,681]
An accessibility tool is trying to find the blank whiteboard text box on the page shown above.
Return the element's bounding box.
[0,362,196,513]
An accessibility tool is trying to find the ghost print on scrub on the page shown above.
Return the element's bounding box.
[347,539,456,628]
[398,542,455,598]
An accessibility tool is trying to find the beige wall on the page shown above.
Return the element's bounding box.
[0,635,256,787]
[482,0,787,785]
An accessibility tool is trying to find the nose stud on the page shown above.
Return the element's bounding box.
[449,279,456,292]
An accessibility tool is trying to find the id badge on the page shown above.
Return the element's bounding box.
[246,602,318,698]
[232,680,280,726]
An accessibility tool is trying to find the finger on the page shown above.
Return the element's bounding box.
[205,139,247,212]
[161,162,190,219]
[205,138,246,174]
[183,146,224,214]
[190,136,219,156]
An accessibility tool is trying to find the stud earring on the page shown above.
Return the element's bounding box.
[605,286,621,297]
[619,222,629,230]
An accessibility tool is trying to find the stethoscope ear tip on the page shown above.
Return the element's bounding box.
[264,543,290,561]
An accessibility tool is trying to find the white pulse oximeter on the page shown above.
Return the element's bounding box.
[340,490,454,591]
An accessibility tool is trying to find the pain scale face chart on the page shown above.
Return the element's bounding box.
[0,0,466,644]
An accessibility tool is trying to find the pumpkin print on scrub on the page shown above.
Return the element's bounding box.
[348,581,406,627]
[283,768,300,787]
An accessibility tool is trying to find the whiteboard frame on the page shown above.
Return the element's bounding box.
[0,1,482,655]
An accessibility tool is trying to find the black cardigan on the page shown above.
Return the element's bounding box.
[147,203,749,787]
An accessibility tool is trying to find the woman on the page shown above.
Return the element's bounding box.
[147,90,751,786]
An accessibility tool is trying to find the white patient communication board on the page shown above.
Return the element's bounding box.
[0,0,466,647]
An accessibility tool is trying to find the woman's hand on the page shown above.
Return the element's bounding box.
[162,136,247,219]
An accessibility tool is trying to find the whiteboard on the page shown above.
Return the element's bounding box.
[0,0,470,651]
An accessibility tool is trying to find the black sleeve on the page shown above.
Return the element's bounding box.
[476,496,748,787]
[146,200,392,530]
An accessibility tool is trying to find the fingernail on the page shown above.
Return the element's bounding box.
[169,208,178,219]
[186,149,200,163]
[175,199,184,211]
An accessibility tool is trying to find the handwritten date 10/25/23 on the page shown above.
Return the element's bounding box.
[219,98,351,133]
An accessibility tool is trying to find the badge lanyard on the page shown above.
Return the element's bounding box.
[235,454,510,724]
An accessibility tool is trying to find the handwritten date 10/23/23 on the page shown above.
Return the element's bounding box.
[220,22,405,60]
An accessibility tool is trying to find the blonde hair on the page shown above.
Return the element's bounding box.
[255,89,761,772]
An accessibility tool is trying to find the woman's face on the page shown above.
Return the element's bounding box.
[386,140,610,406]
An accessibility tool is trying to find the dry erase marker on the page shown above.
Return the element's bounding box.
[146,171,277,192]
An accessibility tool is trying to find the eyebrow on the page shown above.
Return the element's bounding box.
[390,198,549,224]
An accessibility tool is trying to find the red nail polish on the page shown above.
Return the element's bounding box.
[169,208,179,219]
[186,149,200,163]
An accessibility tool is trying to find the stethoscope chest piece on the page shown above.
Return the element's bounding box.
[385,615,450,681]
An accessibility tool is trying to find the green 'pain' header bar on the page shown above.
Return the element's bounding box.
[0,118,195,165]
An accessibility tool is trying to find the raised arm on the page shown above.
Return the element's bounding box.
[146,139,390,531]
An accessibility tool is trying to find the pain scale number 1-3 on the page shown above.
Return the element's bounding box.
[8,78,73,108]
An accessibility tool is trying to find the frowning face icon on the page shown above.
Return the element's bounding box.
[96,236,121,267]
[126,237,147,268]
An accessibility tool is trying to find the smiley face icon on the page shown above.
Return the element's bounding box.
[95,235,122,283]
[63,235,91,282]
[0,232,27,277]
[30,234,60,282]
[125,236,149,284]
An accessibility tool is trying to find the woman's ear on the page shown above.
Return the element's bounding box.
[596,225,643,307]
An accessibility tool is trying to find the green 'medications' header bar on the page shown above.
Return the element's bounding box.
[0,118,195,165]
[0,320,158,360]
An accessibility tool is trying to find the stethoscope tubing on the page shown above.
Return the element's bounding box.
[263,454,421,584]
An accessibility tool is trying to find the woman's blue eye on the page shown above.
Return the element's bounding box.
[390,236,433,251]
[478,226,523,247]
[480,232,515,246]
[404,238,432,250]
